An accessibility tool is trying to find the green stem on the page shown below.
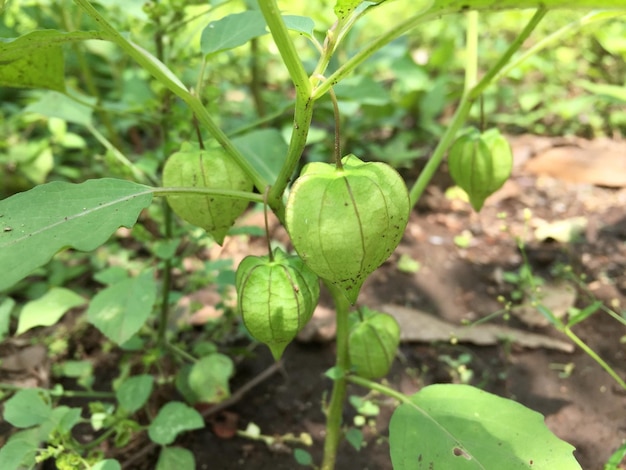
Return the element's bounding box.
[347,375,410,404]
[321,284,351,470]
[563,326,626,390]
[258,0,314,218]
[408,7,547,207]
[312,7,443,100]
[73,0,268,194]
[494,10,626,82]
[166,342,198,363]
[153,187,264,203]
[157,202,173,347]
[465,10,479,94]
[257,0,311,98]
[86,122,153,185]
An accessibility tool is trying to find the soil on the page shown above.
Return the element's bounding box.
[3,135,626,470]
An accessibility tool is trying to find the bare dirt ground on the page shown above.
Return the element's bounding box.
[2,135,626,470]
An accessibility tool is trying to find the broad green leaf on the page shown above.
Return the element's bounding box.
[87,270,157,345]
[116,374,154,413]
[91,460,122,470]
[0,297,15,340]
[232,129,288,184]
[16,287,86,335]
[188,354,234,404]
[283,15,315,38]
[156,447,195,470]
[389,384,581,469]
[148,402,204,446]
[0,429,40,470]
[201,12,317,55]
[38,406,82,438]
[334,0,363,20]
[25,91,95,126]
[0,179,153,292]
[0,30,106,91]
[201,11,267,56]
[3,389,52,428]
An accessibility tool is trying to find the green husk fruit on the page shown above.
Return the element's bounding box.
[447,128,513,211]
[348,308,400,379]
[162,142,253,245]
[285,154,410,304]
[236,248,320,360]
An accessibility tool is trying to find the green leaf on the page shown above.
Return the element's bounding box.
[156,447,195,470]
[200,11,316,55]
[24,91,95,126]
[334,0,363,20]
[232,129,288,184]
[389,384,581,469]
[293,448,313,466]
[0,30,106,91]
[3,389,52,428]
[87,270,157,345]
[0,429,40,470]
[148,402,204,446]
[116,374,154,413]
[345,428,364,451]
[0,297,15,340]
[283,15,315,38]
[91,460,122,470]
[0,179,153,292]
[201,11,268,56]
[16,287,86,335]
[188,354,234,404]
[567,300,602,327]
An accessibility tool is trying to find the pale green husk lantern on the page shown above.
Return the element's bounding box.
[162,143,253,245]
[348,308,400,379]
[447,128,513,211]
[236,248,320,360]
[285,154,410,304]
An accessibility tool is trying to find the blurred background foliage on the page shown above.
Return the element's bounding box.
[1,0,625,197]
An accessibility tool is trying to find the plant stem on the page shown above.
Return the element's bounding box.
[258,0,315,218]
[157,201,173,348]
[563,326,626,390]
[73,0,268,194]
[153,187,264,203]
[347,375,410,404]
[408,7,547,207]
[465,10,479,94]
[494,10,626,82]
[321,284,351,470]
[327,86,343,169]
[257,0,311,98]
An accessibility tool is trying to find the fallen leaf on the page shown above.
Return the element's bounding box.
[381,304,574,353]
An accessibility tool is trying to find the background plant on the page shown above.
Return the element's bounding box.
[1,0,626,469]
